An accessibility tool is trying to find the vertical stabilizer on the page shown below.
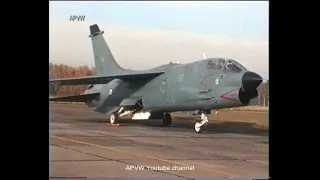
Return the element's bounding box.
[89,24,127,75]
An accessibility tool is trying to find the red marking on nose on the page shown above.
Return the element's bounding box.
[220,88,240,102]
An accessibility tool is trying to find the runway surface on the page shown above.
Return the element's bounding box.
[49,103,269,179]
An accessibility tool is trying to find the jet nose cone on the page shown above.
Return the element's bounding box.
[242,71,263,92]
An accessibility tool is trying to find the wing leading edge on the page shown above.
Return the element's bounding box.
[49,71,164,85]
[49,93,100,102]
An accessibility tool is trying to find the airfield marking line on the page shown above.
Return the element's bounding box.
[50,135,238,177]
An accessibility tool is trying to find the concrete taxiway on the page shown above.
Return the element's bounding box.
[49,103,268,179]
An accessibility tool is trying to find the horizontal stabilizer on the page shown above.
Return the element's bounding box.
[49,72,164,85]
[119,96,142,107]
[49,93,99,102]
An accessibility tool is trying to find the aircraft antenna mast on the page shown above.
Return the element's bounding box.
[202,53,207,59]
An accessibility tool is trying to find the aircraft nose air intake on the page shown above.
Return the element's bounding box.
[242,71,263,92]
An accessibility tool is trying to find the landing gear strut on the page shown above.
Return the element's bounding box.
[194,113,208,133]
[162,113,172,126]
[110,112,119,124]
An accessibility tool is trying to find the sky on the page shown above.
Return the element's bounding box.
[49,1,269,78]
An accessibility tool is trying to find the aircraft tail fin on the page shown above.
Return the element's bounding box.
[89,24,128,76]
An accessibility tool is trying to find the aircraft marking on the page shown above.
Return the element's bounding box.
[220,88,240,102]
[160,80,165,93]
[201,73,213,84]
[50,135,237,176]
[201,76,207,84]
[215,78,219,85]
[177,73,184,82]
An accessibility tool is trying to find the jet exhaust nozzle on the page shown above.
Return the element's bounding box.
[242,71,263,92]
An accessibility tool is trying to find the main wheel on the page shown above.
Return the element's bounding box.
[194,122,204,133]
[110,113,119,124]
[162,113,172,126]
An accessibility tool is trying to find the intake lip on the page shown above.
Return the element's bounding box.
[242,71,263,92]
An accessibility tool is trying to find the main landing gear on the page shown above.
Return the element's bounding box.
[110,112,119,124]
[162,113,172,126]
[194,113,208,133]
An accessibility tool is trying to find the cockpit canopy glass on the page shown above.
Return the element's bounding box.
[207,58,246,73]
[207,58,226,70]
[223,59,246,73]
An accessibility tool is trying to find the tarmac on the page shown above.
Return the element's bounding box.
[49,103,269,179]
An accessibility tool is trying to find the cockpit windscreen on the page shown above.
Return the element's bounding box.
[223,59,246,73]
[207,58,226,70]
[207,58,246,73]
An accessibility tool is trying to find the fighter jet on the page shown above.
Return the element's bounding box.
[49,24,263,133]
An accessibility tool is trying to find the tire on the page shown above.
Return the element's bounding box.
[194,122,204,133]
[162,113,172,126]
[110,113,119,124]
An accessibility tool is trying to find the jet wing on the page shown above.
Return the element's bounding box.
[49,93,100,102]
[49,72,164,85]
[119,96,142,106]
[94,106,120,115]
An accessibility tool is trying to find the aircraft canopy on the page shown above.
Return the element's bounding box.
[206,58,246,73]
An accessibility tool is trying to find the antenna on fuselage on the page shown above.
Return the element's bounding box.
[202,53,207,59]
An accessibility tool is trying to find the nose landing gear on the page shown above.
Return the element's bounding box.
[194,113,208,133]
[194,110,218,133]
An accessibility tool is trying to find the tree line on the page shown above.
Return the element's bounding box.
[49,63,269,106]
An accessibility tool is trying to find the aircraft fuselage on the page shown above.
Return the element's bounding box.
[84,58,261,114]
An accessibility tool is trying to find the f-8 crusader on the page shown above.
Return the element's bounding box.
[49,24,263,133]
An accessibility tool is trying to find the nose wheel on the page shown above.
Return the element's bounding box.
[194,113,208,133]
